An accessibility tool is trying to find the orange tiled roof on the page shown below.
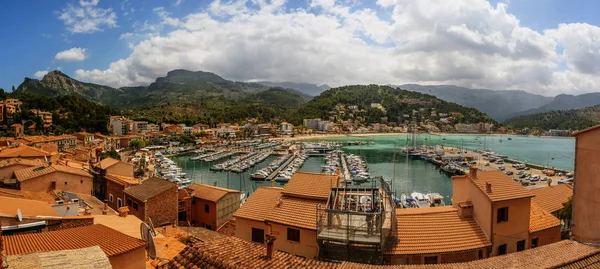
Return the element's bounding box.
[531,184,573,213]
[234,187,282,222]
[124,177,177,202]
[105,173,139,186]
[529,202,561,233]
[0,157,45,168]
[2,224,146,257]
[389,206,491,255]
[266,197,323,230]
[95,157,121,169]
[14,164,91,182]
[23,135,76,143]
[5,246,112,269]
[0,196,59,217]
[167,236,338,269]
[282,172,339,200]
[0,188,57,204]
[0,145,50,158]
[459,170,534,202]
[341,240,600,269]
[186,184,240,202]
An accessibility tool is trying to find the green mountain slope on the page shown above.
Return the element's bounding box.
[286,85,495,126]
[503,105,600,130]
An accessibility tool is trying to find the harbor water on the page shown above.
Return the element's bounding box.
[171,134,575,205]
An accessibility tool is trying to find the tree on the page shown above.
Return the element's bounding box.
[558,197,572,222]
[100,149,121,160]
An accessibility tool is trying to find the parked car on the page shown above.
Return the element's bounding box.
[530,175,540,182]
[541,177,548,181]
[505,171,514,175]
[558,178,574,184]
[498,166,506,171]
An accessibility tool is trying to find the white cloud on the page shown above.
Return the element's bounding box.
[119,32,134,39]
[175,0,184,7]
[58,0,117,33]
[55,47,88,61]
[74,0,600,96]
[33,70,49,79]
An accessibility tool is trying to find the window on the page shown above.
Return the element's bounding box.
[532,238,539,248]
[497,207,509,223]
[109,194,114,202]
[251,228,265,244]
[424,256,439,264]
[132,202,138,211]
[80,180,83,184]
[498,244,507,255]
[478,250,484,259]
[517,240,526,251]
[117,198,123,208]
[204,204,210,213]
[287,228,300,242]
[64,181,67,185]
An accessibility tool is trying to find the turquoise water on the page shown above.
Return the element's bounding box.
[171,134,575,205]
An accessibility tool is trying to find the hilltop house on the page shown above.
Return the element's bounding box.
[185,184,240,230]
[123,177,178,226]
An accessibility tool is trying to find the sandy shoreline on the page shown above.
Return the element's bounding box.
[270,132,573,142]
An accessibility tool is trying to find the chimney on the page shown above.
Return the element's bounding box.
[469,165,478,179]
[265,234,277,260]
[486,181,492,193]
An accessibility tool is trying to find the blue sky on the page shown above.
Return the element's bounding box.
[1,0,600,96]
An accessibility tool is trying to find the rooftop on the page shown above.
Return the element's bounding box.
[390,206,491,255]
[186,183,240,202]
[0,195,59,217]
[531,184,573,213]
[95,157,122,170]
[0,145,50,158]
[234,187,283,222]
[2,224,146,257]
[459,170,535,202]
[0,157,44,168]
[266,197,323,230]
[14,164,92,182]
[529,202,561,233]
[0,188,57,204]
[167,236,338,269]
[5,246,112,269]
[124,177,177,202]
[23,135,77,143]
[282,172,339,200]
[105,173,139,186]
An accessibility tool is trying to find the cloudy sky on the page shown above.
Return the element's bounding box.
[2,0,600,96]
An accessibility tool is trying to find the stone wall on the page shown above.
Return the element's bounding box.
[47,216,94,231]
[146,185,178,226]
[106,179,126,211]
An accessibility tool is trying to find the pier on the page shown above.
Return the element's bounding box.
[266,154,297,181]
[340,152,351,183]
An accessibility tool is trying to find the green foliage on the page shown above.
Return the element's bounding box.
[7,92,117,134]
[285,85,494,126]
[100,149,121,160]
[558,196,572,221]
[503,105,600,130]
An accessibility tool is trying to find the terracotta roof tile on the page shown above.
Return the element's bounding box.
[282,172,339,200]
[124,177,177,202]
[458,170,534,202]
[234,187,283,222]
[0,157,45,168]
[105,173,139,186]
[95,157,121,169]
[167,236,338,269]
[390,206,491,255]
[532,184,573,213]
[186,184,240,202]
[0,145,50,158]
[0,196,59,217]
[2,224,146,257]
[14,164,92,182]
[529,202,561,233]
[266,197,323,230]
[0,188,57,204]
[340,240,600,269]
[5,246,112,269]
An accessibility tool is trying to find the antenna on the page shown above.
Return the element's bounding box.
[140,222,157,259]
[17,208,22,222]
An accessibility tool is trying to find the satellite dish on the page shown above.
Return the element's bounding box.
[140,222,157,259]
[17,208,22,222]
